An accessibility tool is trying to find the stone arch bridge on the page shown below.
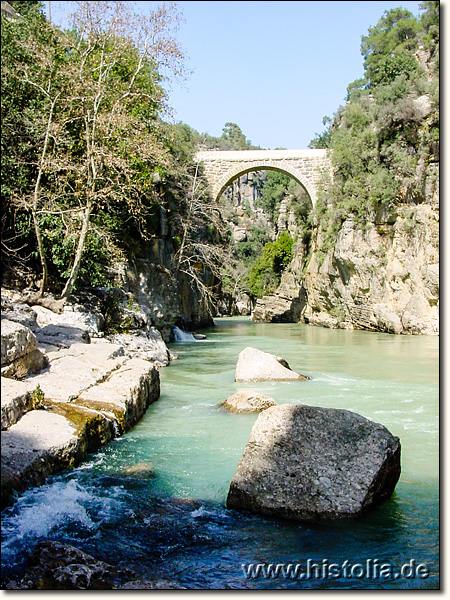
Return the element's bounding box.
[195,149,332,206]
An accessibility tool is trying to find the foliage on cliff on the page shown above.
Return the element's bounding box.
[309,1,439,241]
[247,231,294,298]
[1,1,229,307]
[1,1,188,295]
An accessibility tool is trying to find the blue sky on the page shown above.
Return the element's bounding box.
[46,1,434,149]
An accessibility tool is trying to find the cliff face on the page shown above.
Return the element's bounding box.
[252,163,439,335]
[302,204,439,335]
[117,239,215,339]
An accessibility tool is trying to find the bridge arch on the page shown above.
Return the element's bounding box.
[215,163,316,206]
[196,149,332,207]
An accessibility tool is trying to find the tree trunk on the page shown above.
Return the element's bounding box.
[59,201,92,300]
[32,94,59,296]
[32,207,49,296]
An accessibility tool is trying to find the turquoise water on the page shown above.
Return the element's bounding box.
[1,318,439,589]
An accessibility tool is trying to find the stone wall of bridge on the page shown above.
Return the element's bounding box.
[195,149,332,206]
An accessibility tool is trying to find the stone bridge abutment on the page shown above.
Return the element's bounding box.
[195,149,332,206]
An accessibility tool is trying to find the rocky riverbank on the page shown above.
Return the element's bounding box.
[1,290,164,509]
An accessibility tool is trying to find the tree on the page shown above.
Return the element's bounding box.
[247,231,294,298]
[310,0,438,250]
[255,170,290,222]
[2,1,188,299]
[308,116,332,149]
[171,164,229,311]
[56,1,187,299]
[1,3,70,292]
[221,122,253,149]
[361,8,420,88]
[420,1,439,55]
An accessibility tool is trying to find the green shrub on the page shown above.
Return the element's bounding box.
[31,384,45,410]
[247,232,294,298]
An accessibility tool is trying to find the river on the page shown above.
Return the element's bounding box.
[1,317,439,589]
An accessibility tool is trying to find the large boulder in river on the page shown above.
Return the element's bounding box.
[221,391,277,413]
[227,403,401,520]
[234,347,307,382]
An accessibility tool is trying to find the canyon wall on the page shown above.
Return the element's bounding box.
[251,164,439,335]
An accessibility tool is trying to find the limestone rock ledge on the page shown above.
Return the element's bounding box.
[252,272,307,324]
[1,378,35,430]
[252,201,439,336]
[1,319,48,379]
[1,344,160,509]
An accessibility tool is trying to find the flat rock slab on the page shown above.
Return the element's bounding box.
[227,403,401,521]
[2,409,78,452]
[1,377,35,430]
[108,329,171,367]
[235,347,307,382]
[1,410,81,505]
[26,343,126,402]
[221,390,278,413]
[1,296,38,330]
[75,358,160,432]
[35,324,90,351]
[1,352,160,507]
[31,303,103,335]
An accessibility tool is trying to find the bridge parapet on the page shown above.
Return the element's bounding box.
[195,149,332,206]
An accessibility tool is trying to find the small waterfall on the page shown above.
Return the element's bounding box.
[172,325,199,343]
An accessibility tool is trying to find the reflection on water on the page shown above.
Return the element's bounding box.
[1,318,439,589]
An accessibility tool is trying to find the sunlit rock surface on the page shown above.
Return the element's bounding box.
[227,403,401,520]
[221,390,277,413]
[234,347,307,382]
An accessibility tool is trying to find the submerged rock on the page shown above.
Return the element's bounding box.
[118,580,186,589]
[227,403,401,521]
[221,391,277,413]
[234,347,307,382]
[121,461,156,478]
[5,541,128,589]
